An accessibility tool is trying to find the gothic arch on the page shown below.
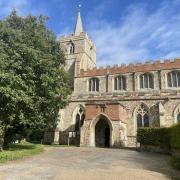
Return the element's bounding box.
[133,103,150,134]
[173,104,180,124]
[72,105,85,131]
[89,113,113,147]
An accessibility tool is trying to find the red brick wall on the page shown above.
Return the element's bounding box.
[85,103,127,123]
[78,59,180,77]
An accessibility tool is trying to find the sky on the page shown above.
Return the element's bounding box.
[0,0,180,67]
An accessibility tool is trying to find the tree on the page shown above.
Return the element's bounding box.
[0,11,70,148]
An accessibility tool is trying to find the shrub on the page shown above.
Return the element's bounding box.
[137,127,171,150]
[170,124,180,150]
[28,130,44,143]
[171,157,180,170]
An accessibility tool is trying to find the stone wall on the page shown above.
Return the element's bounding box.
[56,96,180,147]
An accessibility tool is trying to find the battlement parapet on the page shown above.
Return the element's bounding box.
[78,58,180,77]
[60,32,95,45]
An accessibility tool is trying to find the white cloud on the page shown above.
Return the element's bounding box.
[0,0,46,18]
[87,1,180,66]
[0,0,28,17]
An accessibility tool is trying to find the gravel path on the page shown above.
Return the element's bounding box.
[0,147,179,180]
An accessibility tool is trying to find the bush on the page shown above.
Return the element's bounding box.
[171,157,180,170]
[137,127,171,150]
[170,124,180,150]
[28,130,44,143]
[137,125,180,170]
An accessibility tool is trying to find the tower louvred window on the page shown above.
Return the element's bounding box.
[69,43,75,54]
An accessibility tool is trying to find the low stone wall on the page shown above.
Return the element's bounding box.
[139,145,170,154]
[139,145,180,160]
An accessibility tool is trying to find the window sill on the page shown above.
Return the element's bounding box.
[139,88,155,91]
[166,87,180,90]
[113,90,127,92]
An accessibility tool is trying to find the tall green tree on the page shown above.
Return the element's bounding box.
[0,11,70,148]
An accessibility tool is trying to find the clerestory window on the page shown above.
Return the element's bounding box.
[114,75,126,91]
[139,73,154,89]
[89,78,99,92]
[167,71,180,88]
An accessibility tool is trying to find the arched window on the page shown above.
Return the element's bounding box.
[139,73,154,89]
[136,104,149,128]
[167,71,180,88]
[75,107,85,132]
[89,78,99,92]
[69,43,75,54]
[114,75,126,90]
[177,112,180,124]
[174,105,180,124]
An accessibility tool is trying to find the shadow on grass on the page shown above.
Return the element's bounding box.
[8,143,37,151]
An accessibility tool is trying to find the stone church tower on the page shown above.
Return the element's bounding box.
[60,7,96,89]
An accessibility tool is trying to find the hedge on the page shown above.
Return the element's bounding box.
[137,127,171,150]
[137,124,180,151]
[170,124,180,150]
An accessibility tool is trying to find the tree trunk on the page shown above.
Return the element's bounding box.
[3,128,13,149]
[0,127,4,151]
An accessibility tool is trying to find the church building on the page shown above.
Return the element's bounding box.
[44,8,180,148]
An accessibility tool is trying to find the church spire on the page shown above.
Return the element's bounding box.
[74,4,83,36]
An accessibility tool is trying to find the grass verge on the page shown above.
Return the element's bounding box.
[44,144,76,147]
[0,142,44,163]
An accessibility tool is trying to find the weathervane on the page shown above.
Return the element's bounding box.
[78,4,82,12]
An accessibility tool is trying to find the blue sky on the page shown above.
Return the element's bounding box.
[0,0,180,66]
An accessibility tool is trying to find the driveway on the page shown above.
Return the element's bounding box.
[0,147,179,180]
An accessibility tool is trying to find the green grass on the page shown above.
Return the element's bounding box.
[44,144,76,147]
[0,142,44,163]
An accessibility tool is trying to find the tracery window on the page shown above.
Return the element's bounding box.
[75,107,85,132]
[139,73,154,89]
[167,71,180,88]
[177,112,180,124]
[69,43,75,54]
[173,104,180,124]
[114,75,126,91]
[89,78,99,92]
[136,104,149,128]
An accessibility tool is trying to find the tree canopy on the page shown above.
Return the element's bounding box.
[0,11,70,148]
